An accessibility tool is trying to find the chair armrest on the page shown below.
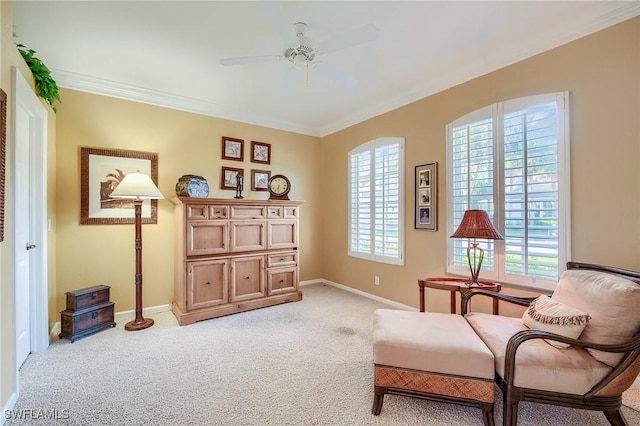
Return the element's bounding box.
[503,329,640,396]
[461,289,536,315]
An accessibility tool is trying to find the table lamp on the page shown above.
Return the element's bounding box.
[110,171,164,330]
[450,209,504,286]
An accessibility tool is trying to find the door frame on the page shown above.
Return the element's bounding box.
[13,67,49,361]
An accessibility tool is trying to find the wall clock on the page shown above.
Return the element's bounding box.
[268,174,291,200]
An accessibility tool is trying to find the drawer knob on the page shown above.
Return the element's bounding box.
[91,312,98,319]
[279,280,284,283]
[245,276,250,280]
[206,281,211,286]
[279,258,285,261]
[91,292,98,299]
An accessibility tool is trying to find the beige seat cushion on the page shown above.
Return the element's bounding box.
[466,312,612,395]
[552,270,640,367]
[373,309,494,380]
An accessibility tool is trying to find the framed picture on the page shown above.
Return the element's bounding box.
[221,166,244,189]
[80,147,159,225]
[0,89,6,241]
[251,169,271,191]
[222,136,244,161]
[415,162,437,230]
[251,141,271,164]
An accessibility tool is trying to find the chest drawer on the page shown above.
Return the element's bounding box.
[59,302,116,343]
[65,285,111,311]
[267,251,298,267]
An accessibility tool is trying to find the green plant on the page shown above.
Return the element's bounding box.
[16,44,61,113]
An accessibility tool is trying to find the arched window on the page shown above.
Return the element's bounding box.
[446,93,570,291]
[348,137,405,265]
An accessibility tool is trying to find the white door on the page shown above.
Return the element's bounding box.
[13,67,49,372]
[14,104,31,367]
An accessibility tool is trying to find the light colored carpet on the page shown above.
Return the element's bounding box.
[7,283,640,425]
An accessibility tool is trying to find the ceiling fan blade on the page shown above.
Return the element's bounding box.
[220,55,284,66]
[313,62,357,89]
[278,67,298,95]
[258,1,298,46]
[317,24,379,54]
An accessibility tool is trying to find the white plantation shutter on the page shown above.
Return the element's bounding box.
[349,137,404,265]
[447,93,570,291]
[503,98,561,281]
[350,149,371,254]
[450,107,498,276]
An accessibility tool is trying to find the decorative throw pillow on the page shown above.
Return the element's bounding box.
[552,270,640,367]
[522,295,590,349]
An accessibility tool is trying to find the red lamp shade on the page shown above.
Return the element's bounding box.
[450,210,504,241]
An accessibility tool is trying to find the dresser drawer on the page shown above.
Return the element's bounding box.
[65,285,111,311]
[59,302,116,342]
[267,251,298,267]
[230,205,266,219]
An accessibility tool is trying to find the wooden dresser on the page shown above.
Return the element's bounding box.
[59,285,116,342]
[171,197,303,325]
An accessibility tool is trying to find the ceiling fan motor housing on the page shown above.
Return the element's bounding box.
[284,22,316,64]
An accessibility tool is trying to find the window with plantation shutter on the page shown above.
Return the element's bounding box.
[446,93,570,291]
[348,137,405,266]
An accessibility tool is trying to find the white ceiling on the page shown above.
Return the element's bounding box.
[12,1,640,137]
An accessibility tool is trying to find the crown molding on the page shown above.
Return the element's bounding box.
[52,69,321,137]
[319,4,640,137]
[53,4,639,139]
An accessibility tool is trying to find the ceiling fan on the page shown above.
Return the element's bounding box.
[219,20,379,94]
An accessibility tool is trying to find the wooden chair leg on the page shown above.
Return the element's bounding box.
[503,393,519,426]
[603,409,628,426]
[372,386,386,415]
[481,402,495,426]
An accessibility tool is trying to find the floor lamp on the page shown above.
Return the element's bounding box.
[110,171,164,331]
[450,209,504,286]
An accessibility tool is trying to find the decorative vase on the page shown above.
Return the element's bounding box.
[175,175,209,198]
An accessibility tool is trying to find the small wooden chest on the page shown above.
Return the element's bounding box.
[59,285,116,342]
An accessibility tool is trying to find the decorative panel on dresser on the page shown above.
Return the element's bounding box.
[172,197,303,325]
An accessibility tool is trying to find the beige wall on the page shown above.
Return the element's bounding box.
[1,0,58,413]
[319,17,640,314]
[55,89,322,313]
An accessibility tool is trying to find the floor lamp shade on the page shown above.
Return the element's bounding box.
[110,172,164,331]
[110,172,164,199]
[450,210,503,285]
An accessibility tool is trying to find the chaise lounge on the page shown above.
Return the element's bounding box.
[372,262,640,425]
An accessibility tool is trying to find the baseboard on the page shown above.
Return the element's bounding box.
[49,303,173,342]
[1,391,18,425]
[301,278,416,311]
[48,287,408,340]
[114,304,172,324]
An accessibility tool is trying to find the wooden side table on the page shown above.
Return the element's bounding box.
[418,277,501,315]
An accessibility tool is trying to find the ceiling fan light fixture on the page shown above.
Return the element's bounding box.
[293,54,307,71]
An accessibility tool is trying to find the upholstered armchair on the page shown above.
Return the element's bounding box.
[461,262,640,426]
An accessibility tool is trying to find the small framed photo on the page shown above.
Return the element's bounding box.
[415,162,437,230]
[418,207,431,224]
[222,136,244,161]
[221,166,244,190]
[419,188,431,206]
[251,169,271,191]
[251,141,271,164]
[419,169,430,187]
